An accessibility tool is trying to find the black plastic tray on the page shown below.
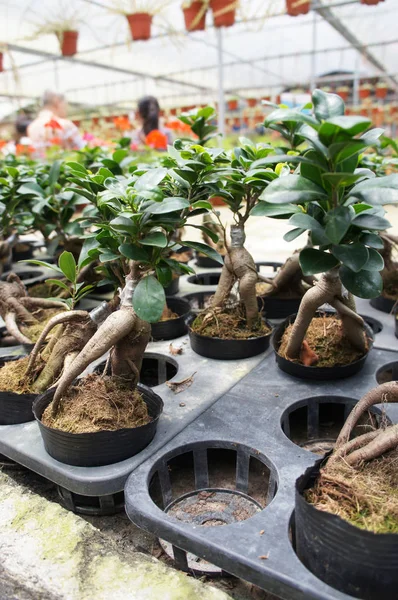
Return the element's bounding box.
[125,347,398,600]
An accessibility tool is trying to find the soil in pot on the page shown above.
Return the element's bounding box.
[191,303,270,340]
[20,308,61,343]
[0,356,37,394]
[41,373,150,434]
[306,447,398,534]
[28,281,65,298]
[278,314,367,368]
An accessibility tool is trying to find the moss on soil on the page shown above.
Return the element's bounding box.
[21,308,62,342]
[191,304,271,340]
[28,281,65,298]
[42,373,150,434]
[0,357,35,394]
[279,315,366,367]
[307,447,398,534]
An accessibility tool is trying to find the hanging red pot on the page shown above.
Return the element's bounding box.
[375,85,388,99]
[360,107,369,117]
[286,0,310,16]
[336,88,349,101]
[0,53,3,73]
[61,31,78,56]
[247,98,257,107]
[126,13,153,41]
[210,0,236,28]
[228,99,238,110]
[359,86,372,99]
[183,2,207,32]
[361,0,383,5]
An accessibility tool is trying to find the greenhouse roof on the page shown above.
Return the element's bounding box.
[0,0,397,120]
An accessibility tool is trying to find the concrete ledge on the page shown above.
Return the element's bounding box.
[0,472,232,600]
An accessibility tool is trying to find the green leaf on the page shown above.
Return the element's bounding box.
[45,278,70,292]
[322,172,364,187]
[132,275,165,323]
[141,231,168,248]
[328,141,367,164]
[185,224,219,243]
[324,206,352,244]
[191,200,213,210]
[284,228,306,242]
[288,213,327,244]
[145,197,190,214]
[113,149,128,163]
[362,248,384,272]
[348,174,398,205]
[135,167,167,192]
[155,264,172,287]
[340,266,383,299]
[260,174,328,204]
[99,250,120,263]
[109,216,137,235]
[331,243,369,272]
[17,182,45,197]
[22,259,62,273]
[264,108,319,129]
[360,128,384,145]
[48,160,62,187]
[299,248,339,275]
[251,202,300,217]
[181,240,223,265]
[59,251,77,283]
[319,117,371,147]
[66,161,87,174]
[312,89,345,121]
[78,237,100,268]
[118,244,151,262]
[359,232,384,250]
[352,213,391,231]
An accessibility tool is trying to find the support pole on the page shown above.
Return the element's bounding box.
[310,13,317,93]
[353,53,360,107]
[216,27,225,137]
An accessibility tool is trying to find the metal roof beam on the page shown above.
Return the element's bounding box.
[314,2,398,89]
[6,43,215,94]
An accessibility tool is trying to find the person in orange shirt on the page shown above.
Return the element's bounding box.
[28,90,85,155]
[135,96,172,151]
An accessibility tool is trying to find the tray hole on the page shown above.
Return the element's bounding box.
[376,361,398,384]
[187,273,221,286]
[95,353,178,388]
[281,396,389,455]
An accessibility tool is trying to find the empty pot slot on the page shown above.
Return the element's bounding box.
[95,352,178,388]
[187,273,221,286]
[359,314,383,335]
[281,396,388,455]
[57,486,124,515]
[376,361,398,384]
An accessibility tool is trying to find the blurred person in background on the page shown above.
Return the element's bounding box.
[28,90,85,155]
[133,95,171,150]
[2,115,33,156]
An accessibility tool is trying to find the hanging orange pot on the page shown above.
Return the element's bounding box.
[0,53,3,73]
[247,98,257,107]
[359,86,372,99]
[126,13,152,41]
[183,2,207,31]
[375,85,388,99]
[361,0,383,5]
[286,0,310,16]
[336,88,349,101]
[210,0,236,28]
[61,31,78,56]
[228,99,238,110]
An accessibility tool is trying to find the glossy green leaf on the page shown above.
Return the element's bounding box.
[155,264,172,287]
[322,173,364,187]
[59,251,77,283]
[348,174,398,205]
[99,250,120,263]
[134,167,167,191]
[328,141,367,164]
[145,197,190,214]
[324,206,352,244]
[113,149,128,163]
[48,160,62,187]
[331,243,369,272]
[359,232,384,249]
[340,266,383,299]
[66,161,87,174]
[118,244,151,262]
[132,275,165,323]
[17,182,45,197]
[78,237,100,268]
[352,213,391,231]
[109,216,137,235]
[22,259,62,273]
[319,117,371,146]
[260,174,328,204]
[312,89,345,121]
[299,248,339,275]
[181,240,223,264]
[141,231,168,248]
[191,200,213,210]
[288,213,327,244]
[251,202,300,217]
[362,248,384,272]
[45,278,70,292]
[264,108,319,129]
[284,228,306,242]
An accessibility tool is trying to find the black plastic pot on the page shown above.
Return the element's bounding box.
[370,294,396,314]
[0,356,37,425]
[187,272,221,286]
[33,382,164,467]
[257,295,302,320]
[12,239,43,263]
[255,261,283,273]
[395,314,398,340]
[272,313,373,380]
[164,277,179,296]
[295,458,398,600]
[151,297,190,341]
[188,314,272,360]
[195,251,223,269]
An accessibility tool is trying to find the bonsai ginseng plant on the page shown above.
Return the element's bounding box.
[295,381,398,599]
[258,88,398,376]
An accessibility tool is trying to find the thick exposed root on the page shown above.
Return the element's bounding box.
[263,253,311,298]
[51,306,138,414]
[110,317,151,387]
[285,270,366,359]
[4,313,33,344]
[21,297,67,310]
